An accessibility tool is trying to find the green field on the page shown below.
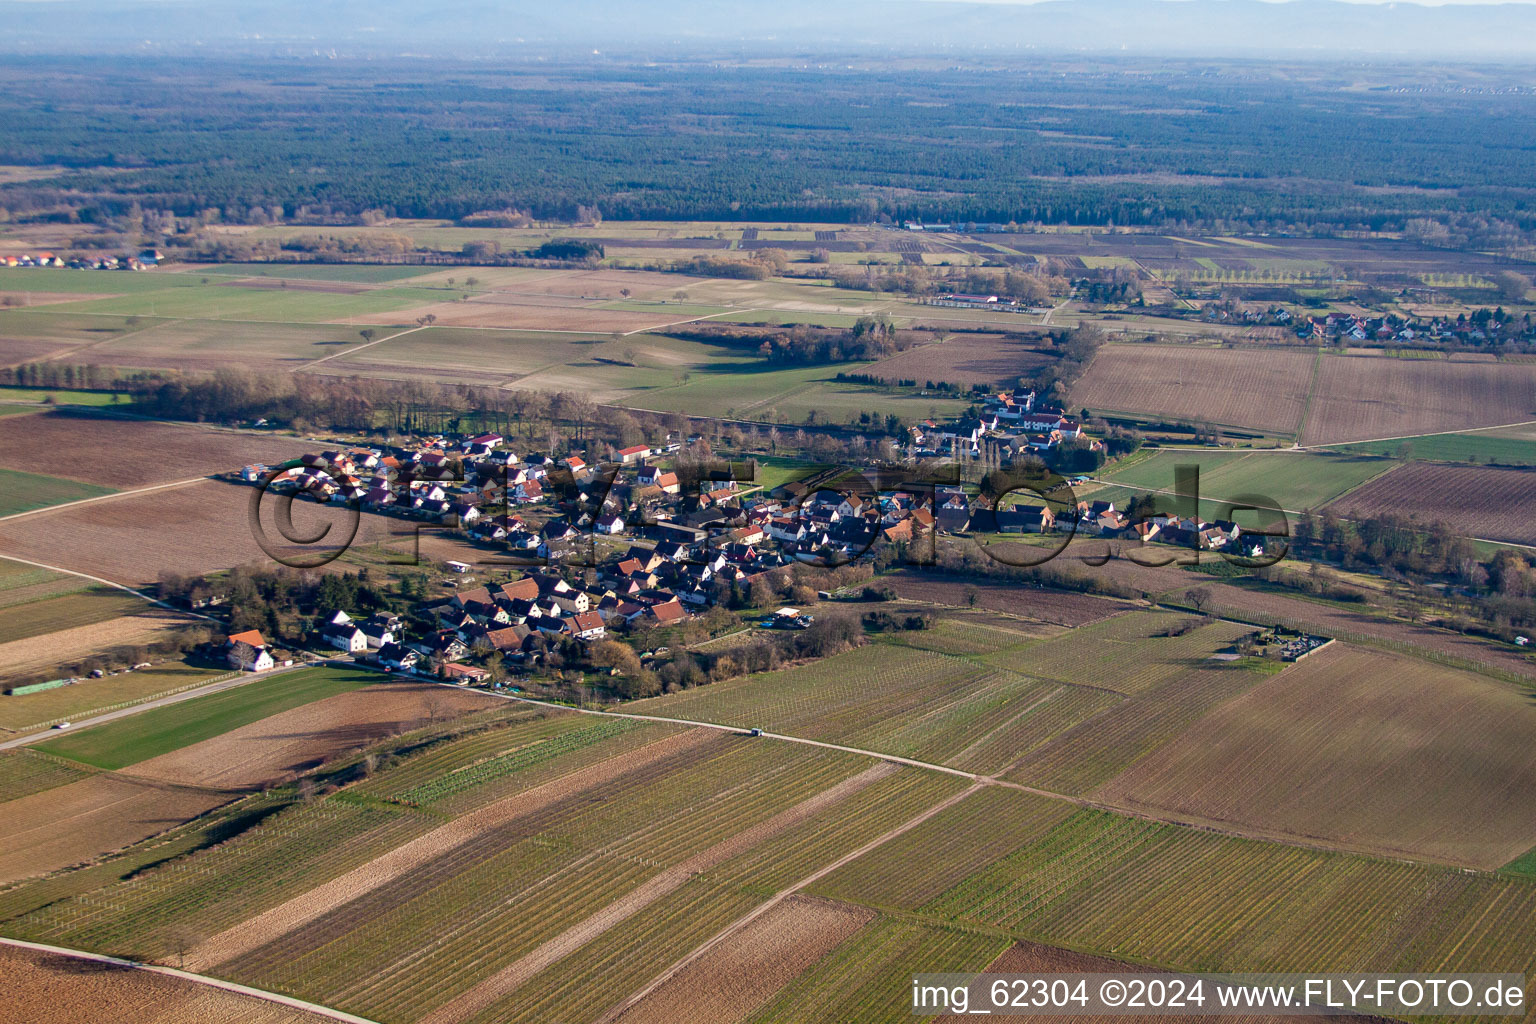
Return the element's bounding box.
[0,558,86,610]
[1506,845,1536,879]
[0,267,207,294]
[746,456,824,491]
[33,665,375,769]
[1329,427,1536,466]
[0,466,116,516]
[0,387,132,407]
[711,309,894,329]
[0,586,148,646]
[51,282,452,323]
[0,659,228,733]
[340,327,635,382]
[98,319,380,364]
[196,264,437,284]
[0,309,164,345]
[1101,449,1394,513]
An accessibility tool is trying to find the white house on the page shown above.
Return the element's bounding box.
[226,629,275,671]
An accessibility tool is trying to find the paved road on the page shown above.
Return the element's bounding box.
[0,657,345,751]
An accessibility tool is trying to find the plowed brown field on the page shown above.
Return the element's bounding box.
[1302,354,1536,445]
[883,571,1138,626]
[1326,461,1536,544]
[1070,345,1314,435]
[0,944,335,1024]
[0,412,313,488]
[121,681,498,790]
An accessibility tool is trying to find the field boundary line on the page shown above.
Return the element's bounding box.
[0,660,337,752]
[0,474,210,523]
[190,726,722,972]
[482,688,1489,866]
[0,552,211,623]
[620,308,752,335]
[1298,418,1536,451]
[418,760,900,1024]
[1295,346,1323,444]
[0,937,383,1024]
[594,780,987,1024]
[296,324,426,371]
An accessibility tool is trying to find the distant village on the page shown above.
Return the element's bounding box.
[225,398,1264,682]
[2,249,165,271]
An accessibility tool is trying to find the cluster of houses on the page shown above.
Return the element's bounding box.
[1,249,163,271]
[226,426,1260,678]
[1292,309,1534,346]
[907,388,1103,460]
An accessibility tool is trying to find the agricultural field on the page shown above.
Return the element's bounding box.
[0,476,452,589]
[0,748,96,801]
[0,659,225,734]
[1069,344,1316,436]
[0,604,201,685]
[328,326,620,382]
[1325,461,1536,544]
[1329,424,1536,465]
[120,680,498,790]
[1000,661,1277,795]
[861,332,1054,387]
[812,789,1536,995]
[891,611,1057,657]
[87,319,377,371]
[878,571,1138,626]
[0,774,229,884]
[1301,353,1536,445]
[3,724,963,1024]
[611,895,875,1024]
[986,609,1256,694]
[0,385,134,407]
[1,943,338,1024]
[0,586,156,646]
[0,556,89,610]
[0,466,115,516]
[34,665,377,770]
[740,915,1005,1024]
[42,277,453,324]
[0,310,162,365]
[1098,644,1536,868]
[1100,448,1394,513]
[0,411,314,488]
[631,644,986,748]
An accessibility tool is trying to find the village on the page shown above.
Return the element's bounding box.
[222,401,1261,686]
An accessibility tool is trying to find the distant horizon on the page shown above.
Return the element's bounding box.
[6,0,1536,60]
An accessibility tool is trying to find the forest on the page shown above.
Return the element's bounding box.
[2,58,1536,236]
